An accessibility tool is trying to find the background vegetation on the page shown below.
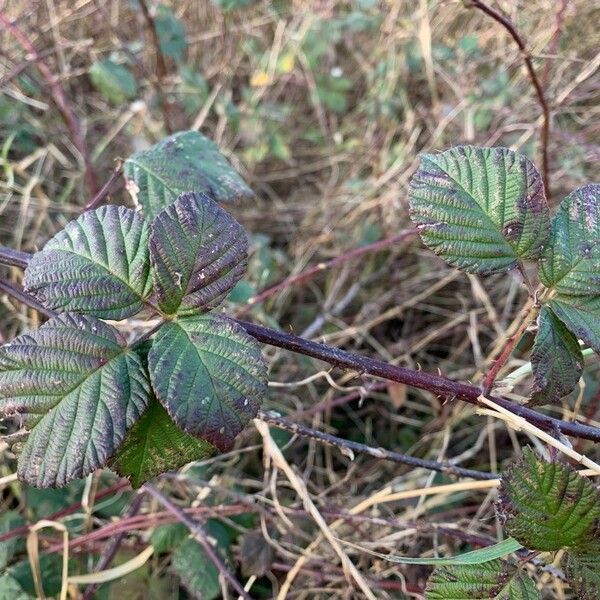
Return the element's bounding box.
[0,0,599,597]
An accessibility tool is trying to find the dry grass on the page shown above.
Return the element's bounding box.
[1,0,600,597]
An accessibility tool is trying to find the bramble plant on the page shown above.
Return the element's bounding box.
[1,134,600,598]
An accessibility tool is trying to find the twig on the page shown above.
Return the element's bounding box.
[84,161,123,211]
[80,493,145,600]
[0,247,31,270]
[1,256,600,445]
[257,410,497,480]
[0,12,99,196]
[481,302,540,395]
[137,0,173,133]
[235,319,600,443]
[237,228,417,315]
[0,278,56,319]
[468,0,551,198]
[142,483,251,600]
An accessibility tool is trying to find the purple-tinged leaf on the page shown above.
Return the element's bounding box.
[530,306,583,405]
[0,314,150,487]
[24,206,151,320]
[409,146,549,274]
[148,314,267,451]
[149,191,248,315]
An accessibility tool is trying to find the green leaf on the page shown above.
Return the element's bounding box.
[150,523,189,554]
[89,59,137,104]
[498,448,600,551]
[155,5,187,62]
[148,314,267,452]
[0,511,25,570]
[109,398,216,488]
[530,305,583,405]
[349,537,522,566]
[124,130,254,219]
[149,191,248,315]
[24,206,151,320]
[548,296,600,353]
[9,554,69,598]
[171,538,221,600]
[0,574,31,600]
[0,314,150,487]
[426,560,540,599]
[564,542,600,599]
[539,184,600,295]
[409,146,549,274]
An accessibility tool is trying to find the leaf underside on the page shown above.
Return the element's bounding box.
[24,205,151,320]
[124,130,254,219]
[150,191,248,315]
[0,314,149,487]
[564,542,600,599]
[148,314,267,452]
[498,448,600,551]
[530,305,583,405]
[426,560,540,599]
[409,145,549,275]
[109,398,216,488]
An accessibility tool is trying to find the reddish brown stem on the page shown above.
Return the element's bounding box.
[143,483,251,600]
[237,228,417,315]
[1,252,600,444]
[468,0,551,198]
[84,161,123,211]
[481,303,540,395]
[137,0,173,133]
[0,12,99,196]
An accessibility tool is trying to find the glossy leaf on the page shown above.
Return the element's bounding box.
[124,130,254,219]
[548,296,600,353]
[148,314,267,451]
[0,314,149,487]
[426,560,539,599]
[498,448,600,551]
[24,206,151,320]
[530,306,583,405]
[539,184,600,295]
[149,191,248,315]
[409,146,549,274]
[565,542,600,599]
[110,398,216,488]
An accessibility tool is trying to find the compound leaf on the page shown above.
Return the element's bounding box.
[539,184,600,295]
[548,296,600,353]
[498,448,600,551]
[426,560,539,599]
[124,130,254,219]
[409,146,549,274]
[564,541,600,599]
[530,305,583,405]
[110,398,216,488]
[148,314,267,451]
[150,191,248,315]
[0,314,149,487]
[24,206,151,320]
